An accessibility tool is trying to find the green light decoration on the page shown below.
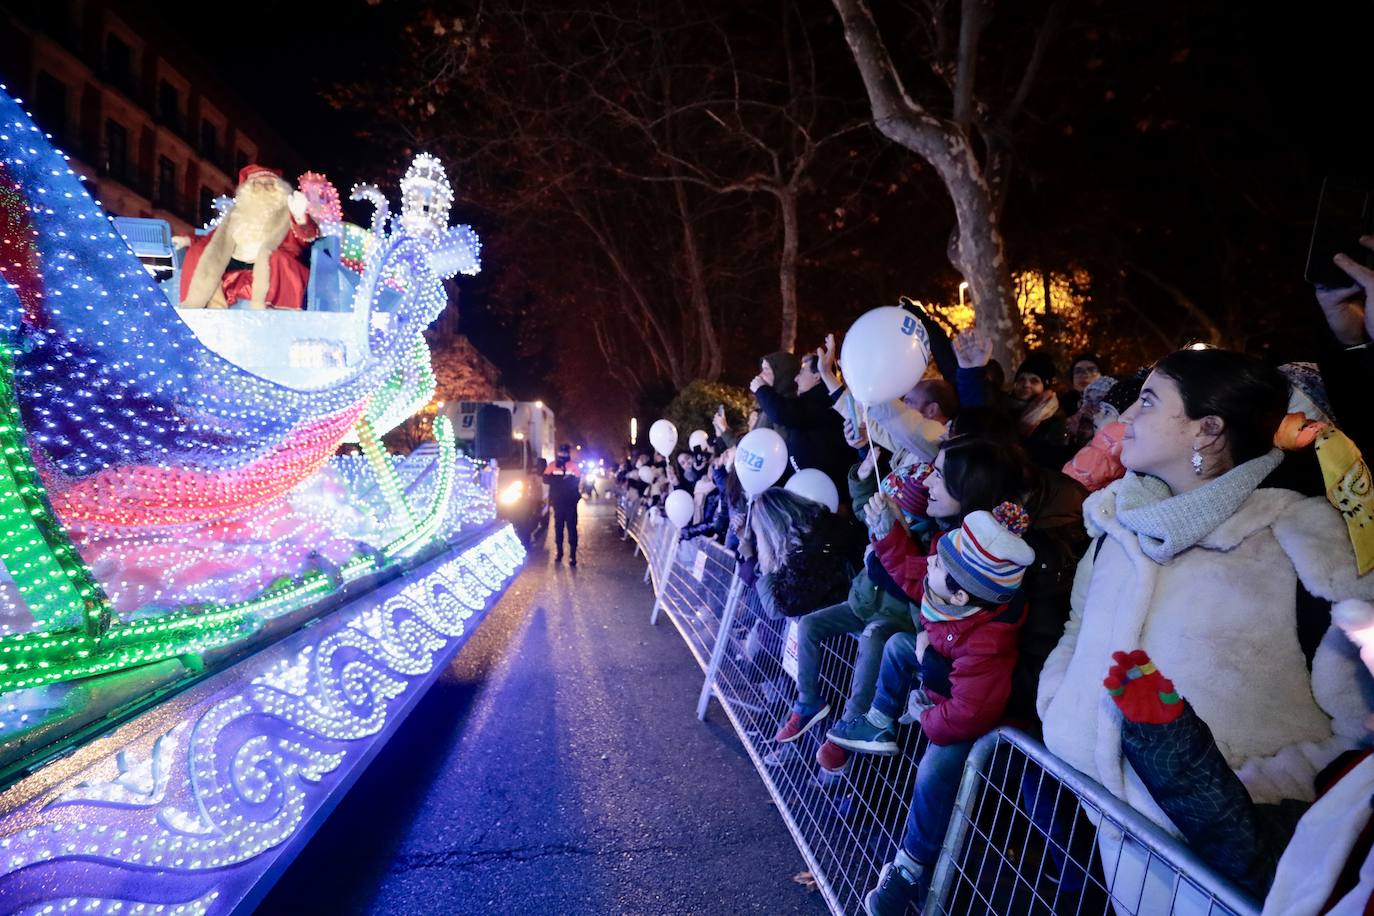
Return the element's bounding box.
[356,416,417,531]
[0,359,462,693]
[382,414,457,559]
[0,343,115,636]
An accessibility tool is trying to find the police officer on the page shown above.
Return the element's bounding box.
[544,443,582,566]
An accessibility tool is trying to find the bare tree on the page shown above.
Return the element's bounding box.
[829,0,1064,369]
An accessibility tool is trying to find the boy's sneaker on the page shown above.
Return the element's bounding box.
[816,739,850,773]
[864,859,928,916]
[827,714,899,755]
[774,703,830,744]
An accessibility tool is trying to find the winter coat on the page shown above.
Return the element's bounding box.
[753,383,854,498]
[1022,411,1073,471]
[754,351,800,442]
[863,398,948,463]
[1062,421,1127,493]
[766,513,863,618]
[1037,482,1374,833]
[843,458,921,626]
[544,461,581,511]
[682,484,727,542]
[1262,752,1374,915]
[918,601,1027,746]
[1009,470,1090,723]
[871,525,937,614]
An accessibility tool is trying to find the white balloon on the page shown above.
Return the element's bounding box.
[638,466,657,484]
[735,428,788,496]
[688,429,710,452]
[785,468,840,513]
[840,306,931,405]
[665,489,695,528]
[649,419,678,457]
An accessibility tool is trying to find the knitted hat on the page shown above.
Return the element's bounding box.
[936,502,1035,604]
[1279,362,1335,425]
[1071,352,1109,377]
[879,462,932,527]
[1015,350,1058,384]
[1103,368,1147,416]
[1081,375,1117,411]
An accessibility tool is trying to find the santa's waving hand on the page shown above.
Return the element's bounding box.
[178,165,320,311]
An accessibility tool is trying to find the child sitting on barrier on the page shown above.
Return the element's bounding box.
[798,438,1026,774]
[824,502,1035,916]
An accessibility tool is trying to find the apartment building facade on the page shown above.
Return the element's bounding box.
[0,1,301,236]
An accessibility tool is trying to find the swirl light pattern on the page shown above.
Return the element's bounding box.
[0,524,524,914]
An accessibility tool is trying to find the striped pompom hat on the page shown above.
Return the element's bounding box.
[936,501,1035,604]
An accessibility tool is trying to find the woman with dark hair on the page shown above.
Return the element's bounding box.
[1037,348,1374,894]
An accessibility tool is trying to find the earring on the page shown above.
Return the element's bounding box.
[1191,446,1204,476]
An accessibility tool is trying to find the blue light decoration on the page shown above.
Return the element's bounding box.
[0,525,525,913]
[0,76,502,696]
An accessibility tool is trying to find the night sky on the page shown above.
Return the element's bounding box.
[150,1,1374,451]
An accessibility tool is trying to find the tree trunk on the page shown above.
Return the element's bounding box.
[945,164,1024,371]
[671,177,723,381]
[777,184,800,353]
[830,0,1025,371]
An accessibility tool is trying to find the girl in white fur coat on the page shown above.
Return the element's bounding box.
[1037,349,1374,847]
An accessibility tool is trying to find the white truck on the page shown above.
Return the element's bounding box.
[444,400,556,543]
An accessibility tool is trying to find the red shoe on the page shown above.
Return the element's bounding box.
[775,703,830,744]
[816,739,850,773]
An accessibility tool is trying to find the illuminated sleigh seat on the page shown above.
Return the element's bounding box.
[112,217,399,389]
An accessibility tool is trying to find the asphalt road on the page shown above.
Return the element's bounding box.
[259,502,828,915]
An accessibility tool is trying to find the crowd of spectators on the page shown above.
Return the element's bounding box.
[614,258,1374,915]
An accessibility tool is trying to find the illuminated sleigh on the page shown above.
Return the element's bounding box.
[0,85,496,753]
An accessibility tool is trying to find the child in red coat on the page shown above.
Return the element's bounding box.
[827,502,1035,916]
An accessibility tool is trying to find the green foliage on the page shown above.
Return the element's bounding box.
[662,380,753,452]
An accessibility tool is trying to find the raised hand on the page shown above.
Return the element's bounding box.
[842,417,869,449]
[1104,649,1185,725]
[1319,236,1374,346]
[818,333,842,392]
[953,327,993,369]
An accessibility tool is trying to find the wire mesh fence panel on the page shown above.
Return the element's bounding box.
[929,728,1261,916]
[616,488,1258,916]
[704,568,932,915]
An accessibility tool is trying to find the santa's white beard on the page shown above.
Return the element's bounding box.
[229,184,288,262]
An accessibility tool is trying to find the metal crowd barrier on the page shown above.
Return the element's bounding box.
[613,488,1259,916]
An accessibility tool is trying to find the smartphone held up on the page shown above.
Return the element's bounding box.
[1306,178,1374,288]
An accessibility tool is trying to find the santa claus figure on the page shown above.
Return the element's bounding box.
[175,164,319,310]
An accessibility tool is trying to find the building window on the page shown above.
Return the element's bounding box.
[158,80,181,131]
[198,186,216,226]
[103,120,128,181]
[199,120,217,162]
[156,156,177,209]
[33,72,67,140]
[104,35,131,92]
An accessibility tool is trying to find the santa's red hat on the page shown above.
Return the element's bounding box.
[237,163,283,186]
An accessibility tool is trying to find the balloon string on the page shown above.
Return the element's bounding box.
[790,457,800,472]
[859,399,888,482]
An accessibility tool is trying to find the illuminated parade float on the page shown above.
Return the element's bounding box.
[0,85,523,912]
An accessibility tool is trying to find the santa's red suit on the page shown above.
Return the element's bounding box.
[179,164,319,310]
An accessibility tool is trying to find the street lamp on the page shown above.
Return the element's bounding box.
[630,417,637,443]
[958,281,969,310]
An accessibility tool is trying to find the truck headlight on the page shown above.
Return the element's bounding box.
[498,479,526,506]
